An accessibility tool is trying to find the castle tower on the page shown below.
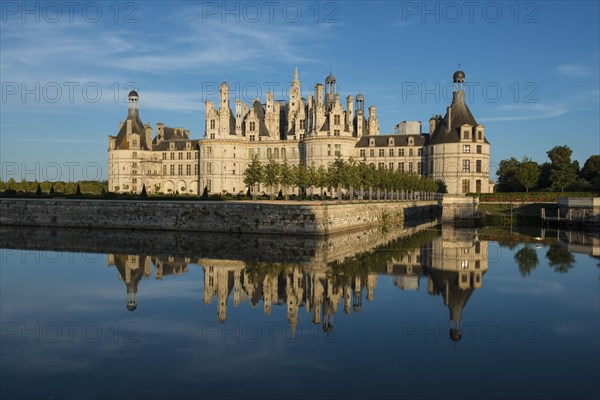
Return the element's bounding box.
[218,81,232,137]
[288,68,302,133]
[429,68,490,194]
[290,67,301,105]
[219,80,230,109]
[355,93,365,137]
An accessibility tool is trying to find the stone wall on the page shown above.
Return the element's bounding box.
[441,195,479,222]
[0,221,439,267]
[0,199,440,236]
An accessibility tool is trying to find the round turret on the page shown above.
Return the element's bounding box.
[128,90,139,98]
[356,93,364,101]
[325,73,336,84]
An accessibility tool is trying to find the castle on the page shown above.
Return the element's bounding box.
[108,68,491,195]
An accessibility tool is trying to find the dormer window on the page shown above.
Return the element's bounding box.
[477,130,483,140]
[369,139,375,147]
[388,138,394,146]
[408,138,414,146]
[463,130,470,139]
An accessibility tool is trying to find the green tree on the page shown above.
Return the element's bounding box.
[346,157,361,201]
[295,164,309,197]
[35,183,42,196]
[7,178,16,190]
[365,164,377,200]
[243,155,263,200]
[306,165,318,197]
[75,183,82,196]
[263,159,281,200]
[514,244,539,277]
[547,145,579,191]
[328,156,347,200]
[580,155,600,191]
[435,179,447,194]
[140,184,147,197]
[580,155,600,180]
[516,157,540,193]
[538,162,553,189]
[316,165,327,198]
[496,157,522,192]
[547,145,573,167]
[279,160,295,200]
[550,167,577,192]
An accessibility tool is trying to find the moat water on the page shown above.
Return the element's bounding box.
[1,224,598,399]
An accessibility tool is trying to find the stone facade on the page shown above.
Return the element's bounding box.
[108,91,200,195]
[108,69,492,195]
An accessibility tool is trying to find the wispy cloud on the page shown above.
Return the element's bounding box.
[479,104,568,122]
[556,63,596,78]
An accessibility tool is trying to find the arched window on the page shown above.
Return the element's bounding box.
[274,148,280,159]
[267,148,273,159]
[282,148,287,160]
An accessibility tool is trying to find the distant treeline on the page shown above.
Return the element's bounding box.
[495,146,599,193]
[0,180,108,195]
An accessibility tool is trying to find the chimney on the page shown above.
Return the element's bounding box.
[429,115,437,134]
[346,95,353,126]
[156,123,164,143]
[315,83,323,106]
[145,124,152,148]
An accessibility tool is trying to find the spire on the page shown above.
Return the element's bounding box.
[294,66,298,82]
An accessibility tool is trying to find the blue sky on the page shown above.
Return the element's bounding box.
[1,0,599,181]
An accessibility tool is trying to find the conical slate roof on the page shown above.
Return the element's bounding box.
[429,90,478,145]
[114,110,151,150]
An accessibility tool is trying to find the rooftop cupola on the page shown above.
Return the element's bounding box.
[128,90,139,116]
[453,68,465,92]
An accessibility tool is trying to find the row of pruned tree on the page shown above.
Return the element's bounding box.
[242,156,445,200]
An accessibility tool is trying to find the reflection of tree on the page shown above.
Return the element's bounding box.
[494,233,520,250]
[546,244,575,273]
[328,228,439,283]
[514,245,539,277]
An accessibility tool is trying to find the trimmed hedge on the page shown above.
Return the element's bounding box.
[469,192,598,203]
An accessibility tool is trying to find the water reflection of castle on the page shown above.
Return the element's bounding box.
[108,226,488,341]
